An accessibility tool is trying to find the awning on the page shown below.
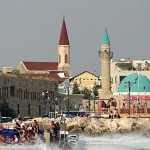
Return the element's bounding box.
[123,95,150,101]
[139,96,150,101]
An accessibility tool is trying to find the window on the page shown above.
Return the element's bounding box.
[111,78,113,84]
[120,76,126,83]
[59,54,61,63]
[17,104,19,115]
[0,88,1,98]
[65,54,68,63]
[24,91,25,99]
[28,104,30,116]
[10,86,15,97]
[31,92,33,100]
[39,105,41,116]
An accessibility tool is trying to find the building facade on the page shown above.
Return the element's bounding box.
[69,71,100,92]
[17,18,71,79]
[111,59,150,94]
[0,73,58,118]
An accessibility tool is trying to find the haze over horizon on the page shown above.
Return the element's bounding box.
[0,0,150,76]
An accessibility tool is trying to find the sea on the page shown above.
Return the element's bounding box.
[1,132,150,150]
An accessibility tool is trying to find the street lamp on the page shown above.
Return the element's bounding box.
[41,90,50,116]
[91,92,95,113]
[55,97,59,118]
[88,96,91,112]
[63,79,71,117]
[124,77,138,118]
[135,72,140,120]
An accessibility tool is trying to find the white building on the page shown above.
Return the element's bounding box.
[111,59,150,94]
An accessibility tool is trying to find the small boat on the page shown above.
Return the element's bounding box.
[59,131,79,150]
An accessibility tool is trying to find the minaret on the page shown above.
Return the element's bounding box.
[58,18,71,77]
[99,29,113,98]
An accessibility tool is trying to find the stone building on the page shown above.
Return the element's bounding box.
[0,73,58,118]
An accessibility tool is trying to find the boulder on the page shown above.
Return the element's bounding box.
[136,118,150,130]
[83,118,104,135]
[78,117,90,127]
[116,118,134,133]
[66,120,79,131]
[109,120,118,133]
[69,125,83,134]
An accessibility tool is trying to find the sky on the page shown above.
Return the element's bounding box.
[0,0,150,77]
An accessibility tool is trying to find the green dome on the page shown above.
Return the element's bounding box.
[101,29,110,44]
[118,73,150,93]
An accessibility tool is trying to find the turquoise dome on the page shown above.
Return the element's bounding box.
[118,73,150,92]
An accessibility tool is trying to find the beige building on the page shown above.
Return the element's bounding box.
[69,71,100,91]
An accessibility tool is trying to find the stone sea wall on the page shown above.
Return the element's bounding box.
[3,117,150,137]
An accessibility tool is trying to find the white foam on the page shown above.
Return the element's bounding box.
[0,132,150,150]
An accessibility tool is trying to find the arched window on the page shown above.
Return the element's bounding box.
[28,104,30,116]
[59,54,61,63]
[65,54,68,63]
[39,105,41,116]
[10,86,15,97]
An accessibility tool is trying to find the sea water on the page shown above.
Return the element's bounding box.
[1,132,150,150]
[79,133,150,150]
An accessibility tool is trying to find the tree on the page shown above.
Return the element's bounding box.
[72,81,80,94]
[81,88,91,99]
[0,102,17,118]
[12,69,20,75]
[92,82,99,98]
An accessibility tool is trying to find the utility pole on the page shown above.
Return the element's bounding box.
[124,77,138,118]
[63,79,70,117]
[89,96,90,112]
[67,86,69,117]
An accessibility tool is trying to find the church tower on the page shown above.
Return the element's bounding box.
[99,29,113,98]
[58,18,71,77]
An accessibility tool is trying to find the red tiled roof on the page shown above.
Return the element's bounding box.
[23,61,58,71]
[50,73,68,81]
[59,18,69,45]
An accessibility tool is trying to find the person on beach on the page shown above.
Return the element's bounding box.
[109,111,113,119]
[13,134,19,144]
[49,121,56,142]
[0,122,4,135]
[0,135,5,143]
[113,108,117,118]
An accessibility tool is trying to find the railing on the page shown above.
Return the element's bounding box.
[120,108,150,114]
[97,108,150,115]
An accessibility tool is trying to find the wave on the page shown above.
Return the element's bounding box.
[0,132,150,150]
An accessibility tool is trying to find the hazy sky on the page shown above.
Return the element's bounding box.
[0,0,150,76]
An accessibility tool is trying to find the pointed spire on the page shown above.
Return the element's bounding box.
[59,18,69,45]
[101,28,110,44]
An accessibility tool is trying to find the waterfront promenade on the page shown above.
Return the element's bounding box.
[120,113,150,118]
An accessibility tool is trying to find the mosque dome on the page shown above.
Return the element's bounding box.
[118,73,150,93]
